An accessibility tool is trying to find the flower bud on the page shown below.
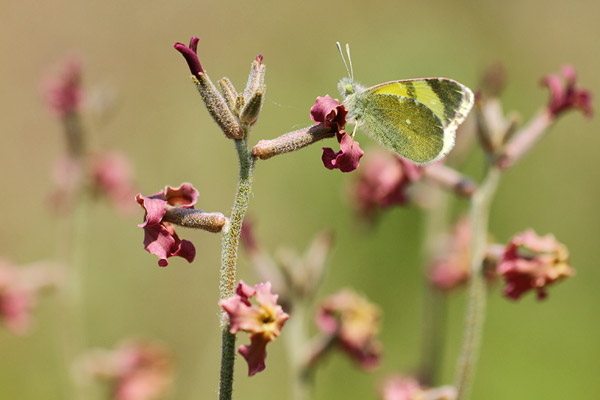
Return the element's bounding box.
[239,87,265,125]
[244,55,265,101]
[192,73,244,139]
[218,77,238,113]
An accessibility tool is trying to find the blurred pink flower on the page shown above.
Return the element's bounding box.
[0,260,58,335]
[90,151,137,214]
[497,229,573,300]
[351,150,423,218]
[220,281,289,376]
[82,340,173,400]
[316,289,382,370]
[136,184,198,267]
[429,218,471,291]
[43,57,83,117]
[379,375,456,400]
[542,65,592,118]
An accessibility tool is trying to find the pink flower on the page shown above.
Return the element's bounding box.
[136,184,198,267]
[379,375,456,400]
[322,131,365,173]
[497,229,573,300]
[542,65,593,118]
[351,150,423,218]
[220,281,289,376]
[43,57,83,117]
[0,260,58,335]
[316,289,382,370]
[429,218,471,291]
[311,95,364,173]
[81,340,173,400]
[310,95,348,131]
[90,151,137,214]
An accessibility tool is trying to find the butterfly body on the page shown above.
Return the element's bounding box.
[338,76,474,164]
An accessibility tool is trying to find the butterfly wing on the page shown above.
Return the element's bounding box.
[357,78,474,164]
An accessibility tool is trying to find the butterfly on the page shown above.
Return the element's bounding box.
[336,43,474,165]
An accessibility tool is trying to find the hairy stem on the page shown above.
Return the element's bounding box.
[454,166,501,400]
[218,135,256,400]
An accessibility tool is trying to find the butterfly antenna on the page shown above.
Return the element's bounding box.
[336,41,352,81]
[345,43,354,83]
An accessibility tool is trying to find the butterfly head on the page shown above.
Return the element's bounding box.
[338,76,356,98]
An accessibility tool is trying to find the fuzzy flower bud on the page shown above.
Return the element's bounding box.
[497,229,573,300]
[220,281,289,376]
[174,37,243,139]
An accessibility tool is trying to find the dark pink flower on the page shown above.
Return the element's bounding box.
[43,57,83,117]
[311,95,348,130]
[173,37,204,77]
[310,96,363,172]
[81,340,173,400]
[542,65,593,118]
[316,289,382,370]
[429,218,471,291]
[351,150,423,218]
[136,184,198,267]
[220,281,289,376]
[322,131,365,173]
[497,229,573,300]
[90,151,137,214]
[379,375,456,400]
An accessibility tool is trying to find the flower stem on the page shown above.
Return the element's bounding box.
[284,300,311,400]
[418,189,450,386]
[218,135,255,400]
[454,165,501,400]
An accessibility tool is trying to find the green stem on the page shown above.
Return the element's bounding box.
[454,166,501,400]
[218,136,256,400]
[419,189,450,386]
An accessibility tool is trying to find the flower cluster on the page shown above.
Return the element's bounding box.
[79,340,173,400]
[497,229,573,300]
[312,95,364,172]
[136,184,198,267]
[220,281,289,376]
[315,289,382,370]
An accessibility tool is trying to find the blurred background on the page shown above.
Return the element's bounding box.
[1,0,599,399]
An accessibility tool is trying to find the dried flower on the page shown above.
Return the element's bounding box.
[316,289,382,370]
[136,184,198,267]
[350,150,423,219]
[497,229,573,300]
[220,281,289,376]
[379,375,457,400]
[542,65,592,118]
[80,340,173,400]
